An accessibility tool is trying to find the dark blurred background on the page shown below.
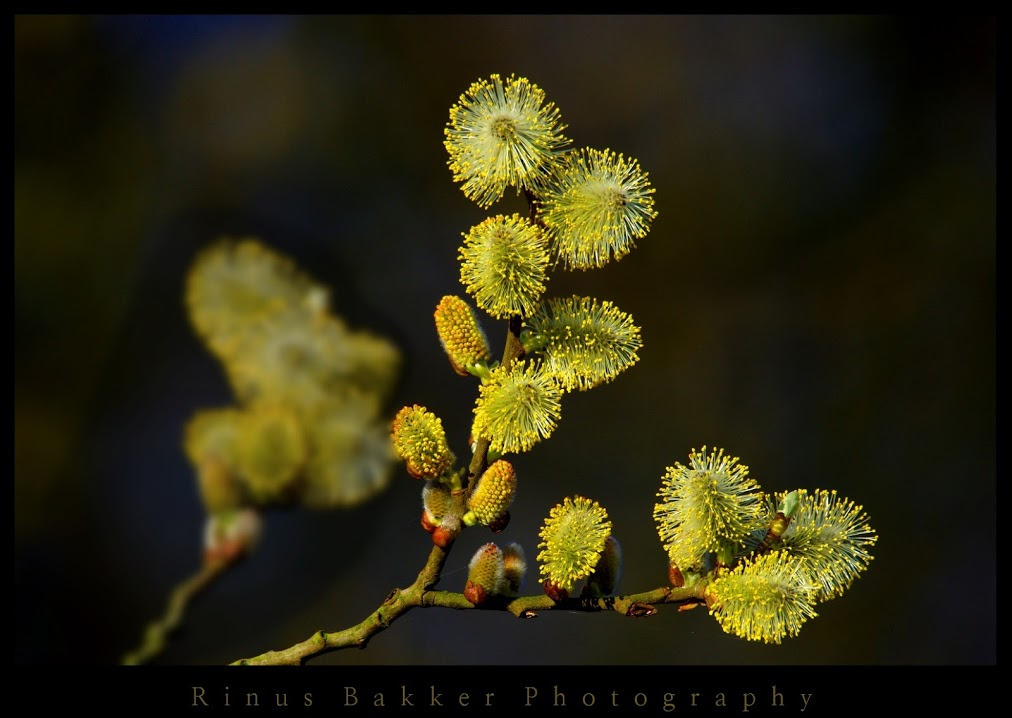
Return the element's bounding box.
[15,15,995,665]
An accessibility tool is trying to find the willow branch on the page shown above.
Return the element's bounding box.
[232,544,449,665]
[229,282,701,666]
[122,556,236,665]
[234,581,706,665]
[423,584,707,617]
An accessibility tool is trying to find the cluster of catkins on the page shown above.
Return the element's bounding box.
[393,74,877,643]
[183,238,400,563]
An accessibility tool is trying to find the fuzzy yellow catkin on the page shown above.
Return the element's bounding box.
[300,397,395,509]
[184,238,314,361]
[527,295,642,392]
[540,147,657,270]
[706,551,818,644]
[444,74,570,208]
[537,496,612,591]
[391,405,456,480]
[182,237,402,515]
[768,488,878,602]
[653,446,763,571]
[235,404,308,503]
[422,480,453,527]
[458,214,549,320]
[472,363,562,455]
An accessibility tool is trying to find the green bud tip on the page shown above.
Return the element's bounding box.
[778,491,800,519]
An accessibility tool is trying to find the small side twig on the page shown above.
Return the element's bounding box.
[122,556,236,665]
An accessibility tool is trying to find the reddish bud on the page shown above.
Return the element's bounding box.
[203,509,261,565]
[489,511,511,534]
[543,578,569,602]
[432,514,461,548]
[464,580,488,606]
[421,509,438,534]
[432,526,456,548]
[500,542,527,596]
[668,563,685,588]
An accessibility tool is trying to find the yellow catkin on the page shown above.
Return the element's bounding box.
[472,363,562,454]
[707,551,818,644]
[235,404,308,503]
[444,74,570,208]
[466,460,517,525]
[653,446,763,571]
[391,405,456,479]
[183,408,246,513]
[434,295,491,376]
[540,148,657,270]
[771,489,878,602]
[537,496,612,590]
[528,295,642,391]
[458,215,549,320]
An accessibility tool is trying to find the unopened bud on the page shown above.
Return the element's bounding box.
[465,543,505,606]
[489,510,511,534]
[668,563,685,588]
[500,542,527,596]
[203,508,262,564]
[543,578,569,602]
[391,405,456,480]
[769,512,789,541]
[434,295,491,377]
[583,536,622,597]
[422,480,452,530]
[432,514,461,549]
[463,460,517,527]
[463,580,487,606]
[778,491,800,520]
